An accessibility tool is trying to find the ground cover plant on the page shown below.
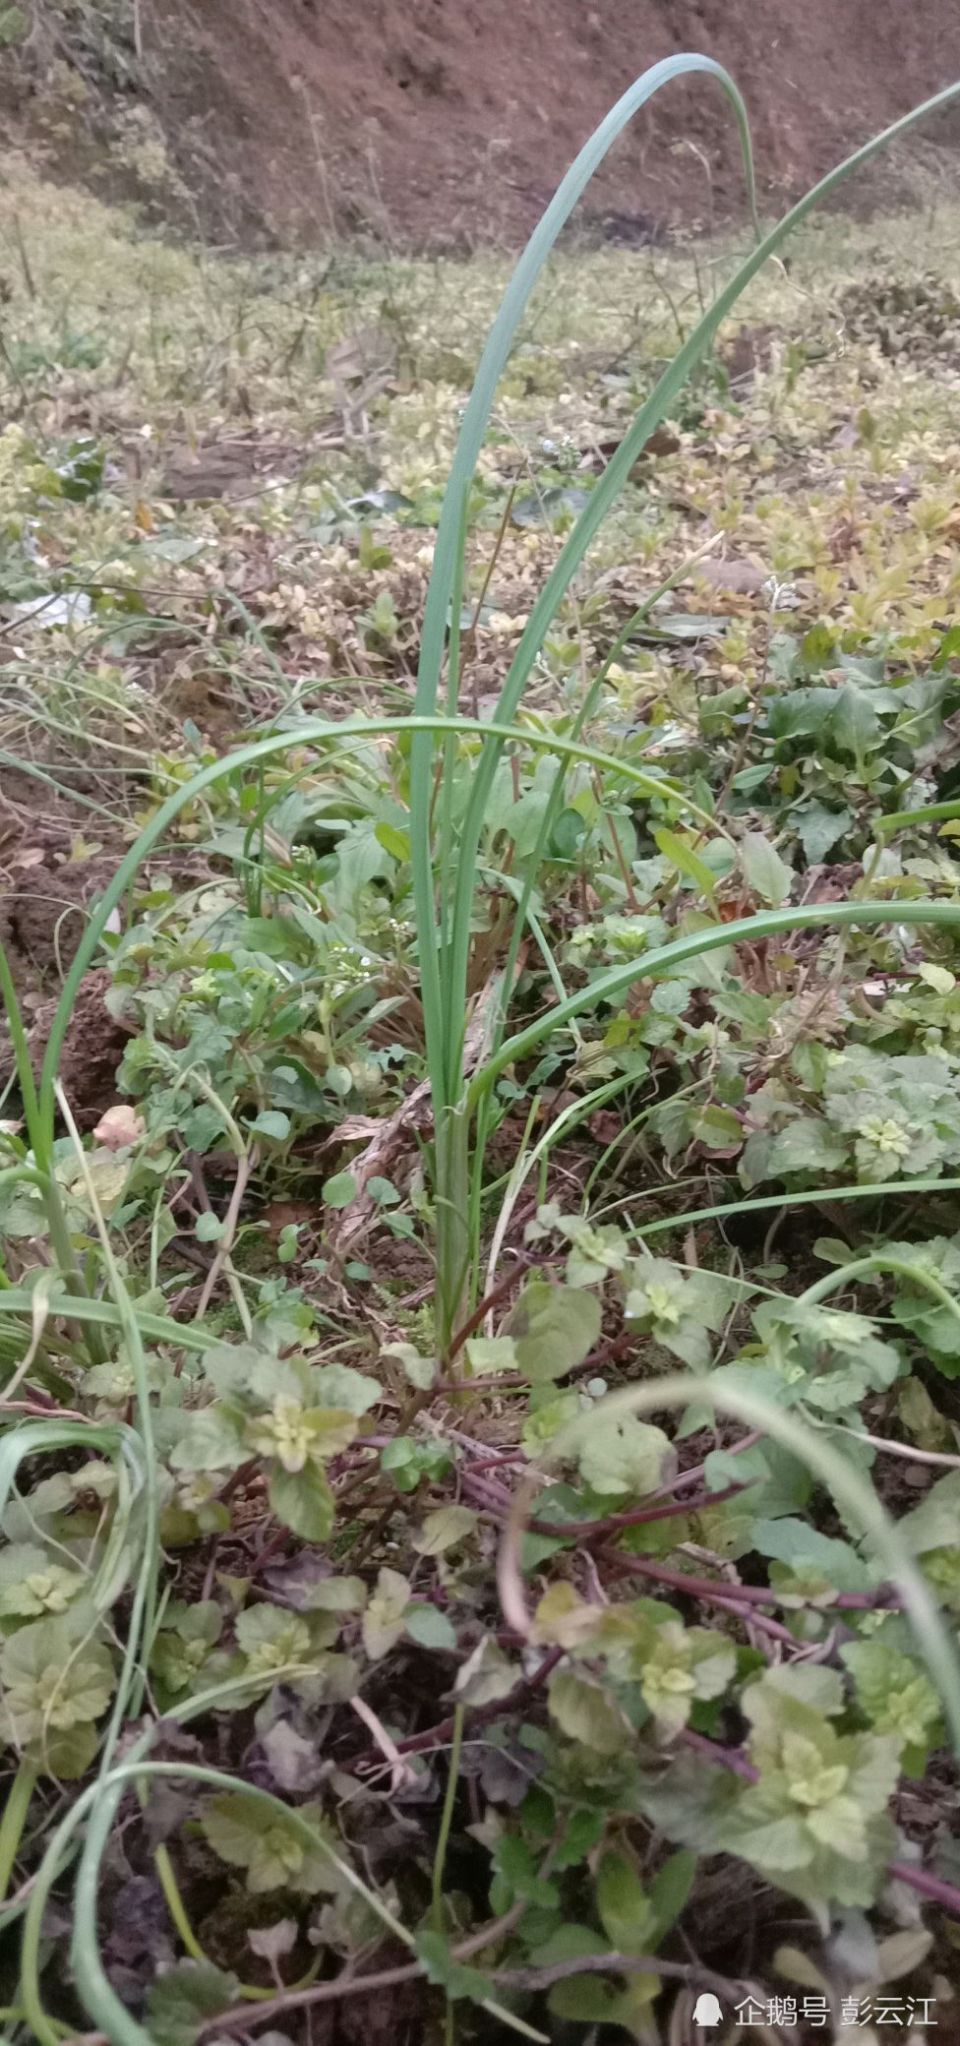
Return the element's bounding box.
[3,55,960,2046]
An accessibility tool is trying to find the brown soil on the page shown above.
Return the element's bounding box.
[0,769,123,989]
[144,0,960,246]
[26,971,133,1131]
[0,768,132,1126]
[7,0,960,247]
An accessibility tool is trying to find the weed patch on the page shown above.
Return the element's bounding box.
[2,69,960,2046]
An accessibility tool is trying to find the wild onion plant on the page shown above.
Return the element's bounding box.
[2,53,960,2046]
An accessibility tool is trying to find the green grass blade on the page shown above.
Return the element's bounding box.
[625,1175,960,1241]
[879,799,960,835]
[442,80,960,1068]
[542,1375,960,1751]
[0,1291,213,1351]
[30,711,709,1140]
[408,54,757,1106]
[469,898,960,1107]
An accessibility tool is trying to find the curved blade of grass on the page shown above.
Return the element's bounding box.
[621,1174,960,1241]
[487,536,731,1089]
[879,798,960,835]
[18,1668,360,2043]
[0,1418,142,1520]
[56,1088,160,1739]
[444,79,960,1072]
[800,1252,960,1330]
[0,752,119,821]
[468,897,960,1108]
[67,1760,545,2045]
[438,79,960,1095]
[409,54,757,1109]
[25,711,716,1142]
[0,1290,213,1351]
[507,1375,960,1754]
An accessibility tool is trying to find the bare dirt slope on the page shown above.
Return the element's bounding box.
[140,0,960,245]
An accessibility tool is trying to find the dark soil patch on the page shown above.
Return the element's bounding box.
[0,766,124,983]
[0,766,132,1126]
[25,971,133,1131]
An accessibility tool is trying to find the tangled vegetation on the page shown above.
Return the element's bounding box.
[2,59,960,2046]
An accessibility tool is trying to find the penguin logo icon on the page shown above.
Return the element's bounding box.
[693,1992,723,2027]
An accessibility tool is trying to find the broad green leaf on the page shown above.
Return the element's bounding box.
[577,1414,671,1499]
[246,1398,358,1472]
[649,1848,697,1938]
[413,1505,478,1554]
[169,1404,246,1473]
[380,1436,452,1494]
[404,1603,458,1651]
[529,1925,609,1965]
[595,1850,657,1955]
[454,1635,517,1705]
[235,1605,312,1678]
[249,1110,291,1141]
[150,1601,224,1697]
[917,961,956,994]
[533,1581,603,1650]
[833,680,880,758]
[692,1102,744,1150]
[415,1930,491,2003]
[773,1945,831,1992]
[506,1280,601,1383]
[0,1620,114,1749]
[547,1667,631,1754]
[872,1928,935,1983]
[897,1470,960,1556]
[794,801,852,864]
[464,1335,519,1376]
[147,1962,242,2046]
[744,1662,845,1731]
[362,1567,411,1660]
[374,822,411,862]
[548,1975,620,2024]
[321,1171,357,1208]
[752,1519,871,1592]
[740,830,793,905]
[269,1461,335,1541]
[897,1377,956,1453]
[382,1339,436,1389]
[492,1833,559,1907]
[653,826,717,897]
[31,1719,100,1780]
[763,1117,848,1178]
[201,1792,340,1894]
[841,1641,942,1751]
[0,1545,83,1619]
[296,1575,367,1613]
[559,1217,629,1288]
[311,1363,380,1413]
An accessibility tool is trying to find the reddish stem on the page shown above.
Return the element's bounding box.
[529,1480,746,1541]
[681,1728,758,1781]
[596,1546,899,1615]
[445,1254,536,1362]
[887,1860,960,1917]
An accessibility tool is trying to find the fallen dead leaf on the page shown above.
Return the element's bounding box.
[92,1104,145,1150]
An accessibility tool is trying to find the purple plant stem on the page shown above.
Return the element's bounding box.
[596,1546,899,1615]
